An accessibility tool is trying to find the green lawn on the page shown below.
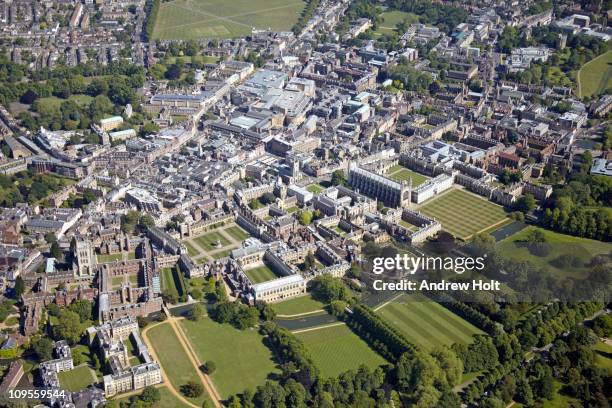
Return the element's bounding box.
[147,323,211,406]
[184,241,201,257]
[153,0,306,40]
[386,165,429,187]
[374,10,419,37]
[498,226,611,279]
[35,94,93,111]
[211,248,234,260]
[224,225,249,241]
[296,324,387,378]
[306,184,325,195]
[271,295,326,316]
[193,231,231,251]
[97,253,123,263]
[111,276,124,287]
[129,274,140,286]
[180,318,279,398]
[285,206,298,214]
[58,365,95,392]
[594,341,612,371]
[161,267,184,298]
[538,380,580,408]
[579,50,612,98]
[419,189,508,240]
[244,264,278,284]
[113,385,190,408]
[376,294,486,350]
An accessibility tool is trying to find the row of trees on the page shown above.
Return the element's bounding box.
[291,0,320,35]
[143,0,160,42]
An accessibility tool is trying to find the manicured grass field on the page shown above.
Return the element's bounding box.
[35,94,93,111]
[58,365,95,392]
[161,267,184,298]
[147,323,210,406]
[579,50,612,98]
[180,318,279,398]
[111,276,124,286]
[271,295,326,316]
[153,0,306,40]
[128,274,139,286]
[184,242,201,257]
[244,264,279,283]
[498,226,611,279]
[419,189,508,240]
[193,231,231,251]
[376,294,486,350]
[296,324,387,378]
[374,10,419,37]
[386,165,429,187]
[224,225,249,241]
[306,184,325,194]
[97,252,122,263]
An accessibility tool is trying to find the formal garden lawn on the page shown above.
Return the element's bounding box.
[180,318,279,398]
[385,165,429,186]
[224,225,249,241]
[271,295,326,316]
[147,323,211,406]
[295,324,387,378]
[193,231,231,251]
[58,365,96,392]
[376,294,486,350]
[498,226,611,279]
[153,0,306,40]
[113,386,190,408]
[306,184,326,195]
[97,252,123,263]
[418,189,509,240]
[244,264,279,284]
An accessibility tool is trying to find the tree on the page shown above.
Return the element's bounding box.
[309,275,350,303]
[188,303,205,321]
[12,277,25,299]
[331,170,347,186]
[68,299,93,323]
[32,337,54,361]
[254,381,286,408]
[514,194,536,214]
[202,360,216,374]
[53,310,82,345]
[140,386,161,404]
[303,252,316,270]
[298,210,312,226]
[181,381,204,398]
[50,242,62,259]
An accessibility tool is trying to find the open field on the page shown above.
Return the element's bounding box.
[58,365,95,392]
[153,0,306,40]
[244,264,278,284]
[498,226,611,278]
[376,294,486,350]
[180,318,279,398]
[295,324,387,378]
[35,94,93,111]
[374,10,419,37]
[386,165,429,186]
[419,189,509,240]
[579,50,612,98]
[147,323,210,406]
[271,295,326,316]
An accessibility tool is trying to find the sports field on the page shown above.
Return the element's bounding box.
[272,295,326,316]
[578,50,612,98]
[295,324,387,378]
[147,323,211,406]
[418,189,508,240]
[180,318,279,398]
[386,165,429,187]
[376,294,486,350]
[498,226,612,279]
[244,264,278,283]
[153,0,306,40]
